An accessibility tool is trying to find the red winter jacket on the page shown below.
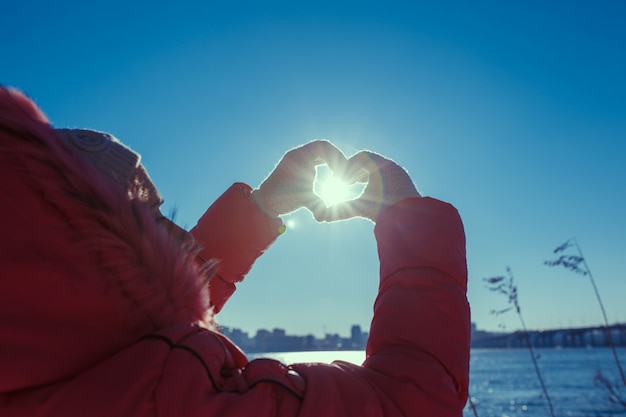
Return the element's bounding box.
[0,87,470,416]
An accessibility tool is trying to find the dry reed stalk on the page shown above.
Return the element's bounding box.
[484,267,556,417]
[467,396,480,417]
[545,238,626,387]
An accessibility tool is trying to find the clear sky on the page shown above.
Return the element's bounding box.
[3,1,625,337]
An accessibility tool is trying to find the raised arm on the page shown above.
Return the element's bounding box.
[190,140,349,312]
[190,183,284,313]
[287,151,470,416]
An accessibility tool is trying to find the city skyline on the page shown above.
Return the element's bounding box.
[220,321,626,353]
[220,324,369,353]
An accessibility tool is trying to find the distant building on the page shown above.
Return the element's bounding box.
[350,325,367,349]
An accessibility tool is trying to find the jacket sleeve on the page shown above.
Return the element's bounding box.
[161,196,469,417]
[190,183,284,313]
[287,196,470,416]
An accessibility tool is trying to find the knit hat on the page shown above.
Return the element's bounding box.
[55,128,162,207]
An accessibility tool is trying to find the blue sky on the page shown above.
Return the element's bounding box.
[3,1,625,337]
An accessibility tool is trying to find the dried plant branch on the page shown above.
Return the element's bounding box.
[484,267,556,417]
[545,238,626,387]
[544,255,587,275]
[467,396,480,417]
[594,371,626,408]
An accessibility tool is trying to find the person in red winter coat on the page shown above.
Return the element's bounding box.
[0,86,470,416]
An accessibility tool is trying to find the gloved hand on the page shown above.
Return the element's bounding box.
[250,140,349,219]
[320,150,421,222]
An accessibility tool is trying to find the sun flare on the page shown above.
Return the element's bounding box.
[317,177,352,206]
[314,165,363,207]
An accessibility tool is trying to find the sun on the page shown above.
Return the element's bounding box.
[314,165,362,207]
[316,176,352,206]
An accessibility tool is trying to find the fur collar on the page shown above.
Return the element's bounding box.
[0,87,214,391]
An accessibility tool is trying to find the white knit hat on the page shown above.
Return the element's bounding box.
[55,128,162,206]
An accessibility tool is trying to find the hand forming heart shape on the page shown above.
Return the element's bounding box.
[313,164,364,207]
[314,148,421,222]
[252,140,419,223]
[252,140,352,218]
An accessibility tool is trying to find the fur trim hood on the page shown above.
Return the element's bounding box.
[0,88,213,392]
